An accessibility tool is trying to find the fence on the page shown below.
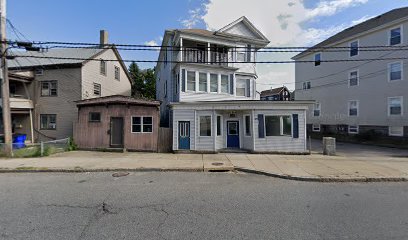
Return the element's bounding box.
[0,138,71,158]
[158,127,172,153]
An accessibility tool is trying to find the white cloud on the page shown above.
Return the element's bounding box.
[180,7,204,29]
[306,0,369,19]
[144,40,158,46]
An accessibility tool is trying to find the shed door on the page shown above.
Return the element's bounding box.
[110,117,124,147]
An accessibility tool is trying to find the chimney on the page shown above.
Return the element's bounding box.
[100,30,108,47]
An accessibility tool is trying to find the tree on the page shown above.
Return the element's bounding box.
[128,62,156,99]
[129,62,144,97]
[143,68,156,100]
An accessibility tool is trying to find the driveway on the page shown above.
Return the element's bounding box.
[310,139,408,158]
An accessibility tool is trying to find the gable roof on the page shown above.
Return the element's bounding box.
[293,7,408,59]
[216,16,269,42]
[261,87,288,97]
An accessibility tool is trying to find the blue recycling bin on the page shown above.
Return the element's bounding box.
[13,134,27,149]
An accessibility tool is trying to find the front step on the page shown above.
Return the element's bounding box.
[219,148,249,154]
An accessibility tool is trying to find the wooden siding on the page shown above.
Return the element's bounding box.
[158,127,172,153]
[74,104,159,151]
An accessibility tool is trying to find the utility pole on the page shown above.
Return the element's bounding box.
[0,0,12,157]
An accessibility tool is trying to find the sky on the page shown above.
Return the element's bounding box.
[7,0,408,91]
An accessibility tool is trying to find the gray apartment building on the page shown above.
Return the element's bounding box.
[293,7,408,139]
[4,31,132,142]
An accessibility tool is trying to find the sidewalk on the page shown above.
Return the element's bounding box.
[0,151,408,182]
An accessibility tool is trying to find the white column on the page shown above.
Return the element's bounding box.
[29,109,34,143]
[213,110,216,152]
[207,42,211,64]
[180,37,183,62]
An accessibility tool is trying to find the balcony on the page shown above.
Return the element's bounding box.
[178,40,230,67]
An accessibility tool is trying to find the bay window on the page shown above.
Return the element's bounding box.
[187,71,196,91]
[221,75,229,93]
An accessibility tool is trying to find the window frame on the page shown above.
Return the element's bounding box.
[131,116,153,133]
[388,61,403,82]
[313,102,321,117]
[216,115,222,136]
[100,60,107,76]
[210,73,218,93]
[389,126,404,137]
[93,82,101,96]
[236,79,248,97]
[198,72,208,92]
[348,100,359,117]
[220,74,229,94]
[264,115,292,137]
[41,80,58,97]
[114,66,120,81]
[349,40,359,57]
[389,25,403,46]
[348,70,359,87]
[35,68,44,76]
[312,124,321,132]
[40,114,57,130]
[303,81,311,90]
[186,71,196,92]
[199,115,212,137]
[89,112,101,122]
[348,125,359,134]
[314,53,321,66]
[388,96,403,116]
[244,115,251,137]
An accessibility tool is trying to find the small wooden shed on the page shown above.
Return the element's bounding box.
[73,95,160,152]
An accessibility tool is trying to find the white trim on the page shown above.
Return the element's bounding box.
[313,102,321,117]
[388,96,403,116]
[131,116,153,134]
[264,115,292,137]
[348,100,359,117]
[388,61,404,82]
[388,24,403,46]
[389,126,404,137]
[216,115,223,136]
[348,69,359,87]
[349,39,359,57]
[312,124,321,132]
[348,125,359,134]
[244,114,251,137]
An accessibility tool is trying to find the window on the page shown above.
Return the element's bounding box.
[388,96,403,116]
[348,125,359,134]
[41,81,57,96]
[312,124,321,132]
[221,75,229,93]
[390,27,402,46]
[40,114,56,130]
[114,66,120,81]
[314,53,321,66]
[89,112,101,122]
[389,126,404,137]
[265,116,291,136]
[389,62,402,81]
[348,100,359,116]
[93,83,101,96]
[350,41,359,57]
[245,115,251,136]
[187,71,196,91]
[237,52,246,62]
[236,79,247,97]
[164,81,167,98]
[217,116,222,136]
[199,72,207,92]
[314,103,321,117]
[35,69,44,76]
[210,74,218,93]
[349,70,359,86]
[303,81,311,90]
[132,116,153,133]
[199,116,212,136]
[100,60,107,76]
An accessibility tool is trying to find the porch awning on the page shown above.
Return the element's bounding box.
[0,98,34,109]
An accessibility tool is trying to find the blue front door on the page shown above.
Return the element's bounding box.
[178,121,190,150]
[227,121,240,148]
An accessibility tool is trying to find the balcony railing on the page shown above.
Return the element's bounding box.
[182,48,228,66]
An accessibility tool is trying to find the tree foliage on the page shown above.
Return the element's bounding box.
[128,62,156,99]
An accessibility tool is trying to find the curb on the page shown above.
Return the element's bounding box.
[235,167,408,183]
[0,168,204,174]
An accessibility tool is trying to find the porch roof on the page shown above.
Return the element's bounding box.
[75,95,160,107]
[169,100,315,111]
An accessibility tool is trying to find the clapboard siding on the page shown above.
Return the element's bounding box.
[254,110,306,153]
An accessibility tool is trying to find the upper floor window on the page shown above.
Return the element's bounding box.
[89,112,101,122]
[221,75,229,94]
[100,60,107,76]
[114,66,120,81]
[388,96,403,116]
[40,114,56,130]
[187,71,196,91]
[132,116,153,133]
[93,83,101,96]
[210,74,218,93]
[303,81,311,90]
[350,41,359,57]
[314,53,321,66]
[349,70,359,87]
[41,81,57,96]
[314,103,321,117]
[199,72,207,92]
[390,27,402,45]
[236,79,248,97]
[237,52,246,62]
[389,62,402,81]
[348,100,359,116]
[35,68,44,76]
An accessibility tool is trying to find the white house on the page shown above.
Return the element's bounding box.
[155,17,313,153]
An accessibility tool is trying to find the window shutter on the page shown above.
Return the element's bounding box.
[182,69,186,92]
[258,114,265,138]
[293,114,299,138]
[246,79,251,97]
[247,45,252,62]
[229,74,234,95]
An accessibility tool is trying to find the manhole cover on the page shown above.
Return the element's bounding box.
[112,172,129,178]
[212,162,224,166]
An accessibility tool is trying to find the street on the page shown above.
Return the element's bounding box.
[1,172,408,240]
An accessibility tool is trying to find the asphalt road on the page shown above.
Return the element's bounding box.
[0,172,407,240]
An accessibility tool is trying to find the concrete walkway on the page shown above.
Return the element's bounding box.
[0,151,408,182]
